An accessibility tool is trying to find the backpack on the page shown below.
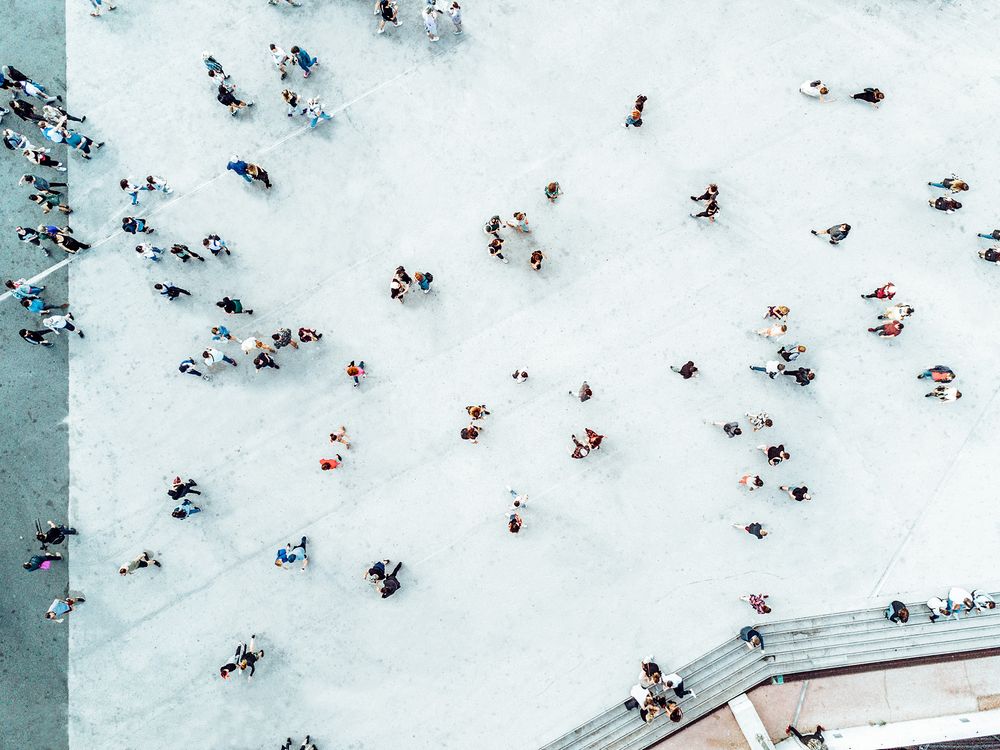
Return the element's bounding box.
[632,118,643,127]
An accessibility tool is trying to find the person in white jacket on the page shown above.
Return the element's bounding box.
[799,80,829,101]
[43,312,83,338]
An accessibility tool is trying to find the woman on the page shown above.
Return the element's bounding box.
[305,97,332,128]
[690,198,719,221]
[740,593,771,614]
[3,128,34,150]
[739,625,764,650]
[216,297,254,315]
[507,211,530,233]
[852,87,884,106]
[779,484,810,502]
[755,323,787,338]
[484,214,504,238]
[928,175,969,192]
[584,428,604,450]
[508,513,522,533]
[799,79,829,100]
[760,444,789,466]
[811,223,851,244]
[246,162,271,189]
[122,216,154,234]
[917,365,955,382]
[282,89,303,117]
[690,183,718,202]
[46,595,84,622]
[529,250,545,271]
[217,83,253,115]
[544,181,563,202]
[23,147,66,171]
[118,550,161,576]
[884,600,909,624]
[54,230,90,254]
[570,434,590,459]
[28,192,71,214]
[290,45,319,77]
[254,351,280,371]
[488,237,507,263]
[65,128,103,158]
[460,424,481,444]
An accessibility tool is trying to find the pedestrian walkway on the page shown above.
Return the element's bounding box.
[540,595,1000,750]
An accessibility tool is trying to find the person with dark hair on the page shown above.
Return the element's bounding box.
[978,247,1000,264]
[269,44,291,80]
[280,736,317,750]
[171,499,201,520]
[460,424,482,444]
[276,536,309,571]
[811,223,850,244]
[927,596,953,622]
[246,161,271,189]
[216,296,253,314]
[330,426,351,449]
[746,412,773,431]
[709,420,742,438]
[661,670,695,699]
[483,214,504,238]
[569,434,589,459]
[6,278,44,299]
[155,282,191,301]
[202,52,228,80]
[168,476,200,500]
[178,358,207,379]
[929,196,961,212]
[220,636,264,680]
[759,444,789,466]
[783,367,815,386]
[118,550,161,576]
[690,183,718,203]
[512,369,528,382]
[376,0,402,34]
[778,344,807,363]
[35,520,77,548]
[466,404,490,420]
[217,82,253,115]
[255,352,280,371]
[319,455,342,470]
[122,216,154,234]
[9,97,42,122]
[20,174,65,191]
[690,198,719,222]
[271,327,299,350]
[364,559,391,585]
[867,321,903,337]
[23,551,63,571]
[917,365,955,383]
[671,361,698,379]
[46,595,84,622]
[544,181,563,202]
[378,561,403,598]
[925,386,961,402]
[734,522,768,539]
[977,229,1000,241]
[786,725,826,749]
[19,328,54,347]
[739,625,764,650]
[508,513,522,533]
[740,593,771,614]
[43,312,84,338]
[529,250,545,271]
[227,155,253,184]
[572,382,593,402]
[928,175,969,193]
[170,244,204,263]
[203,348,238,369]
[884,600,909,625]
[738,473,764,492]
[23,146,67,171]
[203,234,230,257]
[17,225,45,254]
[290,46,319,78]
[851,87,884,106]
[488,236,507,264]
[448,1,462,33]
[779,484,810,502]
[298,327,322,343]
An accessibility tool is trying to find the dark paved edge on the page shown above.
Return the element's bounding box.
[0,2,70,749]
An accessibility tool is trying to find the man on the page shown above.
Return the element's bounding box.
[884,600,908,625]
[750,360,784,379]
[671,361,698,379]
[379,561,403,598]
[20,173,65,190]
[783,367,815,386]
[662,671,695,699]
[154,282,191,301]
[276,536,309,571]
[23,552,63,571]
[119,550,161,576]
[35,520,77,548]
[811,223,851,245]
[43,312,84,338]
[710,420,742,438]
[202,347,237,369]
[19,328,53,347]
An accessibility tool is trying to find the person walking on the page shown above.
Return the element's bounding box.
[884,600,909,625]
[281,738,316,750]
[928,175,969,193]
[134,243,163,262]
[929,195,962,212]
[167,476,200,500]
[21,297,65,315]
[330,426,351,449]
[414,271,433,293]
[23,551,63,571]
[622,99,644,128]
[916,365,955,383]
[216,296,253,314]
[570,434,589,459]
[28,191,72,215]
[155,282,191,301]
[119,550,161,575]
[46,595,84,622]
[211,325,238,343]
[19,328,54,347]
[227,155,253,184]
[275,536,309,571]
[221,636,264,680]
[203,234,230,257]
[488,236,507,263]
[734,522,768,539]
[878,303,915,322]
[750,360,785,379]
[745,412,773,431]
[779,484,811,502]
[345,360,366,386]
[460,424,482,444]
[756,323,787,339]
[851,87,884,106]
[119,178,150,205]
[378,561,403,598]
[572,382,593,402]
[43,312,84,338]
[16,225,48,255]
[246,161,272,189]
[375,0,402,33]
[23,146,68,172]
[171,498,201,519]
[298,327,322,343]
[759,444,789,466]
[799,79,829,101]
[977,229,1000,241]
[271,327,299,350]
[925,385,961,402]
[170,243,204,262]
[290,45,319,77]
[242,336,275,356]
[661,671,695,699]
[691,183,718,202]
[927,596,953,622]
[671,361,698,379]
[20,174,66,191]
[6,278,45,299]
[217,82,254,115]
[867,321,904,337]
[178,358,207,379]
[269,44,291,80]
[145,175,172,193]
[738,473,764,492]
[783,367,815,386]
[483,214,505,238]
[203,347,238,369]
[739,625,764,650]
[466,404,491,420]
[9,98,44,123]
[811,223,851,245]
[254,351,280,372]
[448,2,462,33]
[708,420,742,438]
[785,725,826,749]
[511,369,528,383]
[35,520,77,548]
[122,216,154,234]
[544,181,563,202]
[777,344,807,363]
[740,594,771,614]
[690,198,719,222]
[422,5,443,41]
[202,52,228,80]
[305,97,332,128]
[529,250,545,270]
[507,211,531,233]
[282,89,305,117]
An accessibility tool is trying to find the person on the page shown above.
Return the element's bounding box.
[122,216,154,234]
[978,247,1000,264]
[740,594,771,614]
[423,5,442,41]
[867,321,904,337]
[203,348,238,369]
[52,228,90,254]
[852,87,884,106]
[488,236,507,263]
[671,361,698,379]
[629,683,655,723]
[23,551,63,571]
[448,2,462,33]
[746,412,773,431]
[271,328,299,351]
[690,183,718,202]
[414,271,433,293]
[708,420,742,438]
[756,323,787,339]
[783,367,815,386]
[483,214,504,238]
[46,595,84,622]
[269,44,291,79]
[167,476,201,500]
[246,162,272,189]
[276,536,309,571]
[23,147,67,171]
[764,305,790,321]
[63,128,104,159]
[977,229,1000,241]
[738,473,764,491]
[779,484,810,502]
[690,198,719,222]
[20,174,66,191]
[735,522,768,539]
[170,243,204,262]
[242,336,274,356]
[203,234,230,257]
[661,671,695,699]
[811,223,850,245]
[202,52,228,80]
[217,82,253,115]
[364,559,391,585]
[43,312,84,338]
[799,79,829,100]
[119,178,150,205]
[220,636,264,680]
[623,104,643,128]
[345,360,366,386]
[35,520,77,548]
[948,587,975,616]
[378,561,403,598]
[9,98,43,123]
[254,352,280,371]
[134,244,163,262]
[178,358,206,379]
[217,296,253,314]
[22,297,67,315]
[508,512,523,533]
[930,196,961,212]
[171,498,201,519]
[466,404,490,420]
[16,225,48,255]
[3,127,34,151]
[884,600,909,624]
[971,590,996,612]
[390,276,409,303]
[507,211,531,233]
[572,382,593,402]
[305,97,332,128]
[19,328,54,347]
[330,426,351,449]
[460,424,482,444]
[319,455,342,470]
[512,369,528,383]
[119,550,161,575]
[584,428,604,450]
[28,191,71,215]
[155,282,191,301]
[927,596,952,622]
[7,278,44,299]
[298,327,322,343]
[145,175,171,193]
[375,0,402,33]
[928,175,969,193]
[739,625,764,650]
[227,155,253,184]
[280,737,317,750]
[570,434,590,459]
[861,282,892,299]
[529,250,545,271]
[786,725,826,749]
[760,444,789,466]
[778,344,807,362]
[544,181,563,202]
[878,303,915,322]
[750,360,785,379]
[290,45,319,77]
[925,385,961,402]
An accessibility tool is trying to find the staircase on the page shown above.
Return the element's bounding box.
[539,595,1000,750]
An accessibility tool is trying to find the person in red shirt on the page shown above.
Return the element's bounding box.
[917,365,955,383]
[868,321,903,337]
[861,282,895,300]
[319,455,342,471]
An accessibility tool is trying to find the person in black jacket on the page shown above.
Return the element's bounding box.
[884,600,909,624]
[379,561,403,598]
[784,367,815,386]
[851,87,884,106]
[35,520,77,548]
[739,625,764,650]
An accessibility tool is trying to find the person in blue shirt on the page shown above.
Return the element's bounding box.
[171,499,201,519]
[275,537,309,571]
[20,296,67,315]
[227,156,252,183]
[201,52,228,80]
[290,46,319,78]
[122,216,153,234]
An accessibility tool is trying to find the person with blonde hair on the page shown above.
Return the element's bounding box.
[756,322,787,339]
